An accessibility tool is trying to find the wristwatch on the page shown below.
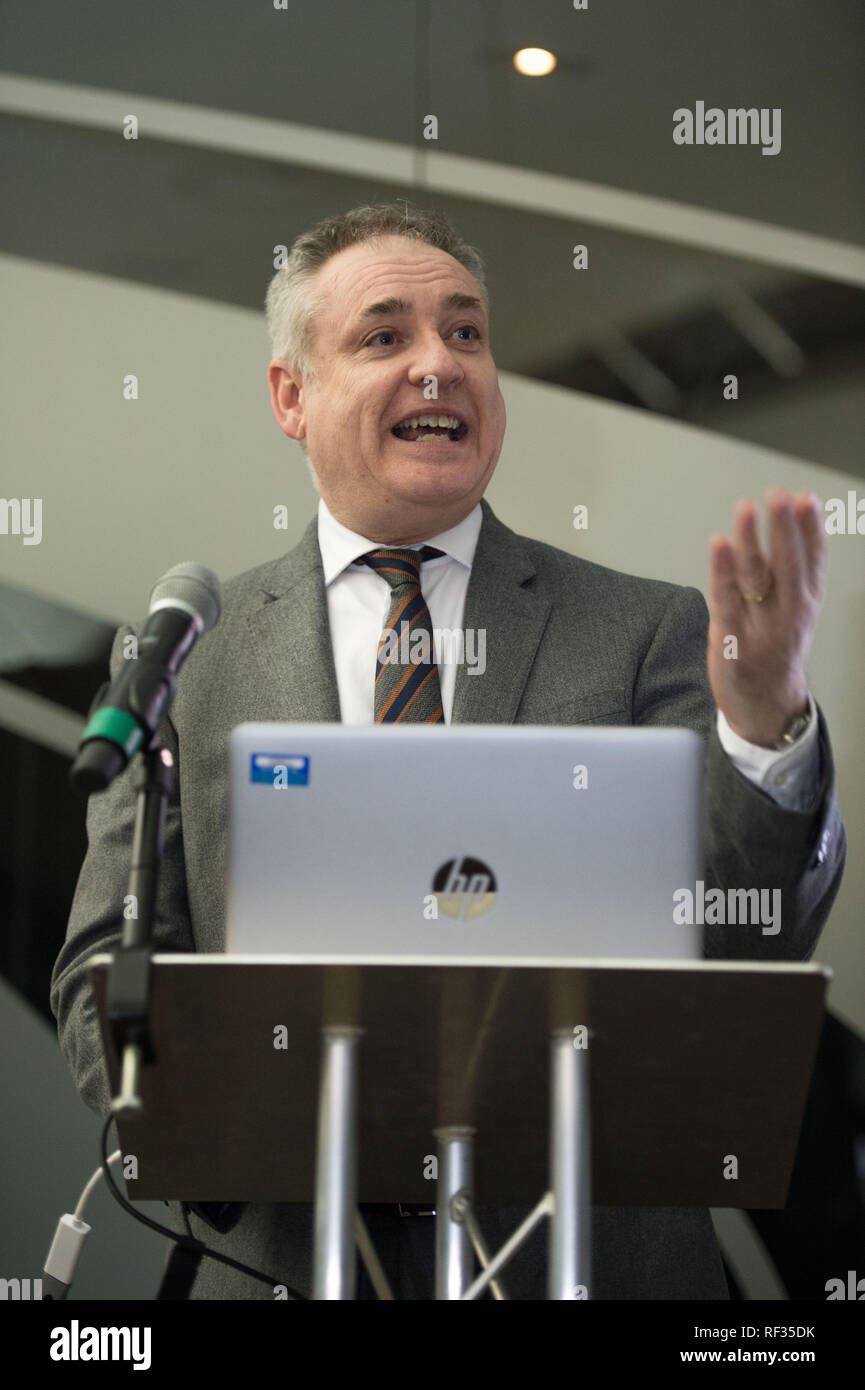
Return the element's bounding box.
[775,708,812,749]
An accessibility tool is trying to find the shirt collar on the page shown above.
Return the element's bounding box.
[318,496,483,585]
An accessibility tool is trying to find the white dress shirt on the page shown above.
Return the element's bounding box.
[317,498,821,812]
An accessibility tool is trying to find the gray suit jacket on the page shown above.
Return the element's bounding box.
[51,498,846,1299]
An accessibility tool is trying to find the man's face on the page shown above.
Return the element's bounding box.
[272,235,506,542]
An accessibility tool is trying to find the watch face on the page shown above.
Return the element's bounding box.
[781,714,810,745]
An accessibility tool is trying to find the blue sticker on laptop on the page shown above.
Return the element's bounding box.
[250,753,310,786]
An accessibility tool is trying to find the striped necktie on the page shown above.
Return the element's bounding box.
[354,547,445,723]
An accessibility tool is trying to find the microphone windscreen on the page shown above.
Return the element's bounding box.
[147,562,222,633]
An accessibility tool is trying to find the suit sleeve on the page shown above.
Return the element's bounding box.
[632,584,846,963]
[50,622,195,1119]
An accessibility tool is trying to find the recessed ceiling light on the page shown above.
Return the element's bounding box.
[513,47,557,77]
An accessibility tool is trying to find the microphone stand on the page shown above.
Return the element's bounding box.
[102,735,230,1294]
[106,737,175,1116]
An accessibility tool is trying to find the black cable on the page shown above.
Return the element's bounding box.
[99,1113,308,1300]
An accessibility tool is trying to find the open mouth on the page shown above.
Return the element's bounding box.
[391,413,468,443]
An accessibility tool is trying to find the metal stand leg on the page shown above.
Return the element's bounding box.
[461,1194,551,1301]
[434,1125,475,1300]
[549,1030,591,1299]
[313,1026,362,1300]
[354,1210,394,1300]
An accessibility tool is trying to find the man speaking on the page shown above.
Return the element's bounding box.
[52,201,846,1299]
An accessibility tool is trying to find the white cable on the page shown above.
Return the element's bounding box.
[41,1150,123,1299]
[73,1148,122,1220]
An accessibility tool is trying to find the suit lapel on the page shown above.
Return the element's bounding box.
[245,516,342,722]
[452,499,551,725]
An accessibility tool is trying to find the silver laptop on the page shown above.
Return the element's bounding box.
[225,723,704,961]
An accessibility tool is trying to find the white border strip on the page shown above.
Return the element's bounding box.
[90,952,830,973]
[0,677,84,757]
[2,72,864,287]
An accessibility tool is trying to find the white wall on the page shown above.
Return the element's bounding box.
[2,254,862,1035]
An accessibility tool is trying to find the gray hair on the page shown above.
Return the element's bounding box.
[265,201,489,384]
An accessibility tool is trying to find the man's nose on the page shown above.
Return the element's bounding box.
[407,333,465,389]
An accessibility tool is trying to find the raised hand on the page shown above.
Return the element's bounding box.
[707,489,825,747]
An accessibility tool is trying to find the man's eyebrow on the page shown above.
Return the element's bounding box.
[356,292,485,323]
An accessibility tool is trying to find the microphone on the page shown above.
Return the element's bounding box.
[70,562,222,793]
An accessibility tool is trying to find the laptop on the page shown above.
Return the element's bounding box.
[225,723,704,961]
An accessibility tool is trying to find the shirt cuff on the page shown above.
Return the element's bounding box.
[715,694,822,812]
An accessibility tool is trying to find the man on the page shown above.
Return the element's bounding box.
[52,202,846,1300]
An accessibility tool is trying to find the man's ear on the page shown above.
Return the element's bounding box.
[267,359,306,441]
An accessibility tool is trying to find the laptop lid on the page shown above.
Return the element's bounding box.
[225,723,704,961]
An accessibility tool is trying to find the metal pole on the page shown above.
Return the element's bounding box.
[434,1125,475,1299]
[549,1029,591,1299]
[313,1026,362,1299]
[353,1210,394,1301]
